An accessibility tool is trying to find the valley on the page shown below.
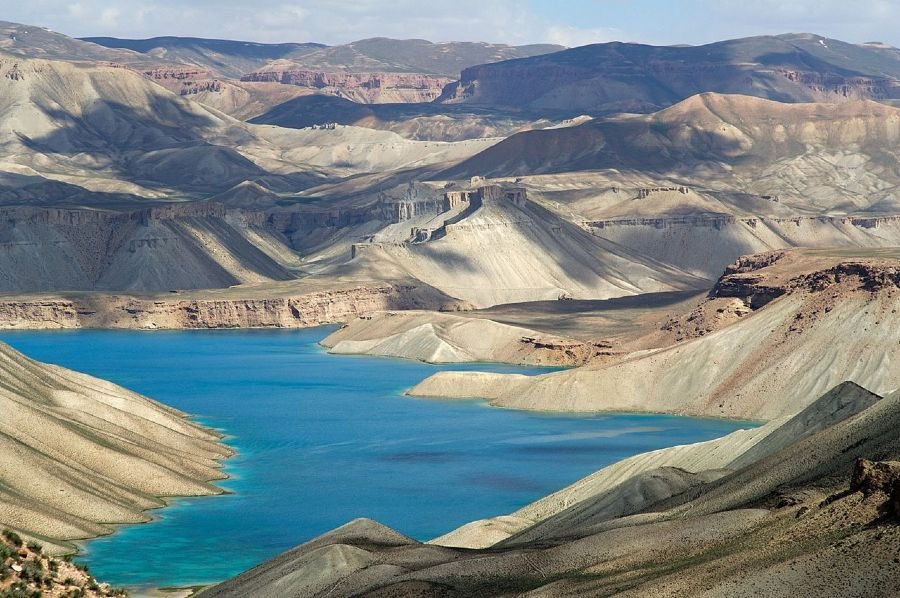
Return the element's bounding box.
[0,13,898,598]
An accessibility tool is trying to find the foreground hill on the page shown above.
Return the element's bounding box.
[199,381,900,597]
[0,341,231,553]
[437,33,900,114]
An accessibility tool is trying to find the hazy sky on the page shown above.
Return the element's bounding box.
[5,0,900,47]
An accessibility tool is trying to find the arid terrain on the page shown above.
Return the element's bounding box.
[1,16,899,597]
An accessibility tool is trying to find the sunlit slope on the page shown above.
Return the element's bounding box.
[0,341,231,550]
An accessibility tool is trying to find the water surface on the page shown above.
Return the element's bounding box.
[0,328,751,589]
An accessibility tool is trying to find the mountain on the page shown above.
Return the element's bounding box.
[437,33,900,114]
[247,38,564,76]
[0,21,163,66]
[81,36,325,78]
[0,52,499,293]
[239,38,564,103]
[83,35,563,106]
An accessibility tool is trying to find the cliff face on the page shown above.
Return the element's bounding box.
[241,70,453,103]
[0,283,464,330]
[0,203,298,294]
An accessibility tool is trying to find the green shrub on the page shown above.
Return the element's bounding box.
[20,560,44,583]
[25,542,41,554]
[2,530,23,548]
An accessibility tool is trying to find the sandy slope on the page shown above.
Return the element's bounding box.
[0,341,232,552]
[342,188,707,308]
[409,249,900,420]
[322,310,602,366]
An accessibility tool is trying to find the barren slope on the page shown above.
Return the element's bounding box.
[339,186,707,308]
[0,341,231,552]
[410,249,900,419]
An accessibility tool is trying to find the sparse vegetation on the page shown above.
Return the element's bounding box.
[0,532,127,597]
[1,532,22,549]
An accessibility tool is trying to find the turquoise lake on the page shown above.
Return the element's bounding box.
[0,328,751,589]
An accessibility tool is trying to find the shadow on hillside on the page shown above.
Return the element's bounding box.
[17,96,321,195]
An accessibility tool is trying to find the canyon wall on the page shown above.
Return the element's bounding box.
[0,203,298,293]
[0,283,464,330]
[240,70,453,103]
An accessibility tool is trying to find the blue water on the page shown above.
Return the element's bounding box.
[0,328,752,589]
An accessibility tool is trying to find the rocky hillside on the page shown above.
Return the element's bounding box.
[410,248,900,420]
[0,530,125,596]
[198,382,900,597]
[437,33,900,113]
[0,203,299,293]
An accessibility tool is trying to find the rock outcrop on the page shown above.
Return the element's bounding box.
[240,70,453,103]
[408,248,900,420]
[0,282,465,330]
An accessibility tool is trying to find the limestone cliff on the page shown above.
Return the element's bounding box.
[241,70,453,103]
[0,282,465,330]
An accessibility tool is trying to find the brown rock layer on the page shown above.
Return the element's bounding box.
[241,70,453,103]
[0,284,462,330]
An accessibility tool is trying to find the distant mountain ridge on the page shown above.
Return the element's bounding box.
[81,35,326,78]
[84,35,564,104]
[436,33,900,114]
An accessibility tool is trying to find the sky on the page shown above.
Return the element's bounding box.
[4,0,900,47]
